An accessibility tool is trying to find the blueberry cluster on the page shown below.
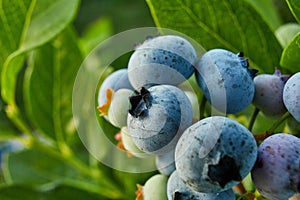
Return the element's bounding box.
[97,35,300,200]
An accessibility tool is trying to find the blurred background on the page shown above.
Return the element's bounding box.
[73,0,295,36]
[74,0,155,34]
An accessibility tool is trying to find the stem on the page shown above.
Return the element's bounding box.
[248,107,259,132]
[5,104,34,137]
[254,132,271,142]
[254,112,291,142]
[267,111,291,134]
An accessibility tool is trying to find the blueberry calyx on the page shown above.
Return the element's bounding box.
[248,69,258,79]
[237,52,249,68]
[174,191,190,200]
[129,87,151,118]
[208,155,242,188]
[237,52,244,57]
[237,52,258,78]
[274,68,291,83]
[133,34,160,50]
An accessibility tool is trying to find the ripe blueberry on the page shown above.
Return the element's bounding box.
[128,35,197,90]
[195,49,257,114]
[175,116,257,193]
[251,133,300,200]
[283,72,300,123]
[127,85,192,154]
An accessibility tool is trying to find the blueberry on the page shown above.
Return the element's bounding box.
[283,72,300,123]
[137,174,168,200]
[97,69,133,116]
[119,127,150,158]
[175,116,257,193]
[127,85,192,154]
[128,35,197,90]
[155,149,176,176]
[167,171,235,200]
[251,133,300,200]
[252,69,290,118]
[195,49,257,114]
[107,88,134,128]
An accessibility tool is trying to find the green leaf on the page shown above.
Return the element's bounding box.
[24,27,83,140]
[286,0,300,23]
[244,0,282,31]
[20,0,80,51]
[0,0,30,67]
[276,23,300,48]
[0,0,80,104]
[0,0,80,62]
[146,0,283,73]
[3,147,127,199]
[0,185,42,200]
[280,32,300,73]
[3,149,78,185]
[0,185,106,200]
[113,170,155,199]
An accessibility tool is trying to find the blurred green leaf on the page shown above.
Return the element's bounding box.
[4,146,127,199]
[286,0,300,23]
[244,0,282,31]
[80,17,113,55]
[0,185,106,200]
[113,170,155,199]
[276,23,300,48]
[0,185,46,200]
[1,56,25,104]
[20,0,80,51]
[1,0,80,104]
[24,27,83,140]
[280,32,300,73]
[146,0,282,73]
[0,0,29,67]
[252,111,285,134]
[4,148,126,199]
[3,149,78,185]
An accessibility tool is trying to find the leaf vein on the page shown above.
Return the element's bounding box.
[176,0,237,51]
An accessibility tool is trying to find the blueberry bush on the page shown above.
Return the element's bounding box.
[1,0,300,199]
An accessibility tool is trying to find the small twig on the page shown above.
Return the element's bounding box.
[254,112,291,142]
[248,107,259,132]
[254,132,271,142]
[267,111,291,134]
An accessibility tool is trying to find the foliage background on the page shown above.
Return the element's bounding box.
[0,0,300,199]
